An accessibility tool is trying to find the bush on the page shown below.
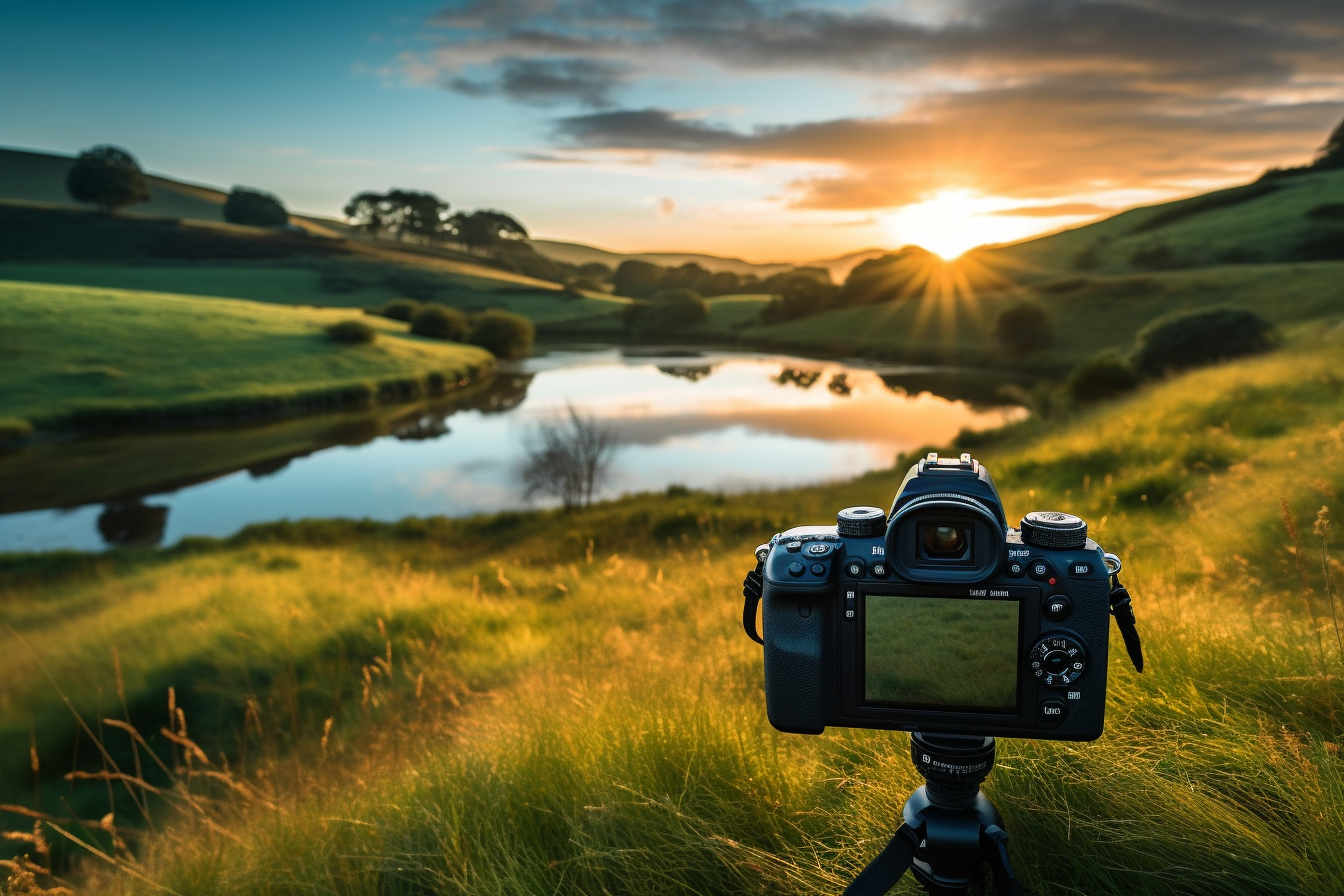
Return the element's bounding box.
[410,305,469,341]
[65,145,151,214]
[992,300,1052,355]
[1066,350,1141,403]
[1131,307,1278,377]
[468,309,535,359]
[0,417,34,442]
[625,288,709,334]
[379,299,422,322]
[223,187,289,227]
[326,320,377,344]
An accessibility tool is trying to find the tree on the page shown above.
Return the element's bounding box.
[612,259,664,298]
[520,404,621,511]
[467,309,535,359]
[624,288,709,334]
[993,300,1052,355]
[1130,307,1277,377]
[449,209,528,254]
[344,192,391,236]
[66,145,151,214]
[223,187,288,227]
[343,190,450,240]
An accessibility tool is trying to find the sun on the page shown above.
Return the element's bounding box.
[882,189,1037,260]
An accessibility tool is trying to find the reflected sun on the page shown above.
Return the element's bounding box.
[882,189,1042,260]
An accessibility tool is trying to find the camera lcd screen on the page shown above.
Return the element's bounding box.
[863,595,1020,713]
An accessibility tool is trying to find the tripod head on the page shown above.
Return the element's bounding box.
[845,734,1022,896]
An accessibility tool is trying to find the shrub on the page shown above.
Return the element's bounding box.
[1131,307,1278,377]
[379,298,422,322]
[65,145,151,214]
[1065,350,1141,403]
[223,187,289,227]
[626,288,709,333]
[0,417,34,442]
[326,320,377,344]
[467,309,535,359]
[410,305,469,341]
[992,299,1052,355]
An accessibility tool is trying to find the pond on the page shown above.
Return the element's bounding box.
[0,348,1028,552]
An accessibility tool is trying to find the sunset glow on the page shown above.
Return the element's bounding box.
[881,190,1064,260]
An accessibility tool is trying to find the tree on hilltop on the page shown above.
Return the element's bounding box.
[343,190,451,241]
[449,209,529,254]
[223,187,288,227]
[66,145,151,214]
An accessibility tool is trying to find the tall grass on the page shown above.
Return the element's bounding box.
[5,328,1344,894]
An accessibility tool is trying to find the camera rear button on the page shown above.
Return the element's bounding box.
[1005,560,1026,577]
[869,561,889,578]
[787,561,806,577]
[806,542,832,556]
[1043,595,1073,621]
[844,559,866,577]
[785,541,803,552]
[810,563,827,576]
[1039,698,1068,728]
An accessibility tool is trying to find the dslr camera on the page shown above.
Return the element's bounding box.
[742,452,1139,742]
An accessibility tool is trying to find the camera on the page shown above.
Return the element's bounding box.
[744,452,1130,742]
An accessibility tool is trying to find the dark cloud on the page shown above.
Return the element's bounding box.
[555,108,748,151]
[450,57,628,107]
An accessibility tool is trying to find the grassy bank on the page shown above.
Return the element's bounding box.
[3,325,1343,893]
[0,281,494,433]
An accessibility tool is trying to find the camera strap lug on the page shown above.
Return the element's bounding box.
[742,544,770,645]
[1105,553,1144,673]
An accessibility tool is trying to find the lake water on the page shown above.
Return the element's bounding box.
[0,348,1027,552]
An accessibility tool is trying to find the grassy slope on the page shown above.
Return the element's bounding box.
[3,328,1343,894]
[0,262,626,322]
[0,281,494,429]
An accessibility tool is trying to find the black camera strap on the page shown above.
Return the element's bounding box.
[742,559,765,645]
[1108,571,1144,673]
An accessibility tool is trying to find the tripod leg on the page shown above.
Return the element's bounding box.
[845,824,921,896]
[981,825,1023,896]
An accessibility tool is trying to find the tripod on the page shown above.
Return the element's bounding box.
[845,733,1022,896]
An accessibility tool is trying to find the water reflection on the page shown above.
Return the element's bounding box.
[0,349,1028,552]
[96,500,168,547]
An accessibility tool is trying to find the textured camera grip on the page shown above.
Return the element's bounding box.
[762,583,827,734]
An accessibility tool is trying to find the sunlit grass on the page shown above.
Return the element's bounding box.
[4,327,1344,894]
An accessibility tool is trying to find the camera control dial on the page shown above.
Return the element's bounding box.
[1028,633,1088,688]
[1020,511,1088,549]
[837,505,886,537]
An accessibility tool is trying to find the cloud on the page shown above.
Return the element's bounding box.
[449,57,630,107]
[991,202,1114,217]
[414,0,1344,209]
[655,196,676,217]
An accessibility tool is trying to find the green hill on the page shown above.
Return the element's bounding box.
[977,167,1344,276]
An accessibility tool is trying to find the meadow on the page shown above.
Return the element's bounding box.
[3,320,1343,895]
[0,281,493,434]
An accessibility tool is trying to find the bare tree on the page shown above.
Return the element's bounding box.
[520,404,621,510]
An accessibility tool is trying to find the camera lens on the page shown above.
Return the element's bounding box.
[924,525,966,555]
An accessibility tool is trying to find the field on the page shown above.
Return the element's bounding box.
[3,320,1343,894]
[0,281,493,432]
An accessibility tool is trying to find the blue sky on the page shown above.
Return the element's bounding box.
[5,1,1342,260]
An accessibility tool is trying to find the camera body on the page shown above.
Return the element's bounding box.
[758,452,1113,741]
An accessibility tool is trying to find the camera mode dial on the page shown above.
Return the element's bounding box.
[1029,633,1088,688]
[1020,511,1088,550]
[837,506,886,537]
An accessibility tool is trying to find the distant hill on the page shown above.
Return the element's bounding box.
[530,239,887,283]
[0,146,346,237]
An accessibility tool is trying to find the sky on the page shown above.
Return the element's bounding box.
[3,0,1343,261]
